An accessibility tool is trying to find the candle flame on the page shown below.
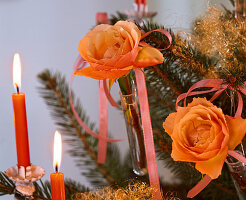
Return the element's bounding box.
[13,53,21,89]
[53,131,62,172]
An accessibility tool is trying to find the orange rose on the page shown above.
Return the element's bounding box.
[163,98,246,179]
[75,21,164,80]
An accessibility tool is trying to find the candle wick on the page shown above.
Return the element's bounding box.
[55,164,58,173]
[15,83,20,94]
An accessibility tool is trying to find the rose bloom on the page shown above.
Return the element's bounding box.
[163,98,246,179]
[75,21,164,80]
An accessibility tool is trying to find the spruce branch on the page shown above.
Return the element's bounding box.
[0,172,15,196]
[52,84,115,185]
[37,70,116,186]
[0,172,89,200]
[37,70,146,188]
[149,66,182,96]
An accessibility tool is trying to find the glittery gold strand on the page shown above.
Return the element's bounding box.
[72,181,181,200]
[191,6,246,86]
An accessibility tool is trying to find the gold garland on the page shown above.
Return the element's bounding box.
[193,6,246,71]
[72,182,180,200]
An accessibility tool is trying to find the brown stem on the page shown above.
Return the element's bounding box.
[129,106,146,169]
[121,77,146,170]
[124,76,131,95]
[48,79,115,185]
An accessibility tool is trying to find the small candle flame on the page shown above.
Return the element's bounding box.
[13,53,21,90]
[53,131,62,172]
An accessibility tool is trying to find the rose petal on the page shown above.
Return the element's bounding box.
[225,116,246,150]
[171,142,196,162]
[171,107,190,139]
[195,148,228,179]
[119,38,133,55]
[78,24,111,62]
[115,21,141,45]
[172,138,220,161]
[187,98,214,108]
[74,66,130,80]
[134,46,164,68]
[116,47,140,68]
[92,47,140,70]
[163,112,177,135]
[115,26,134,50]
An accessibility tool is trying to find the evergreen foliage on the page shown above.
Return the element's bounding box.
[0,172,15,197]
[109,7,244,199]
[0,172,88,200]
[141,21,238,200]
[37,69,144,187]
[0,1,245,199]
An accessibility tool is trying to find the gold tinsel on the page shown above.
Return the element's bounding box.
[170,5,246,85]
[192,6,246,71]
[172,35,218,78]
[72,182,180,200]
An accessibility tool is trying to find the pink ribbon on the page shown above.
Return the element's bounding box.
[127,29,171,199]
[70,55,122,164]
[176,79,246,118]
[96,13,113,163]
[187,151,246,198]
[175,78,246,198]
[135,69,162,199]
[97,80,108,163]
[187,175,212,198]
[140,29,172,51]
[103,79,120,109]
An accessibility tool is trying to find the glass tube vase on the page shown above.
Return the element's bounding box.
[120,90,147,176]
[226,151,246,200]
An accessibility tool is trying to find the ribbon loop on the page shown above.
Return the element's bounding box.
[103,79,120,109]
[176,78,245,118]
[140,29,172,51]
[188,150,246,198]
[179,78,246,198]
[70,57,121,141]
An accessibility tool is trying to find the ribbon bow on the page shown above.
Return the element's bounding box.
[175,78,246,198]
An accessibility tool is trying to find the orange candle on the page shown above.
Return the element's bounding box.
[50,172,65,200]
[50,131,65,200]
[135,0,141,10]
[12,53,31,168]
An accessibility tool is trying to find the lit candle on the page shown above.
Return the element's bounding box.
[50,131,65,200]
[12,53,31,168]
[135,0,141,11]
[141,0,146,5]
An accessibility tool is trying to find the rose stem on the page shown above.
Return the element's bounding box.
[118,74,146,169]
